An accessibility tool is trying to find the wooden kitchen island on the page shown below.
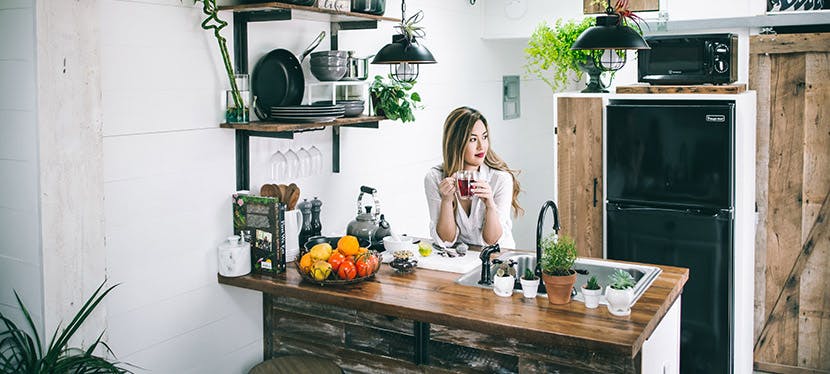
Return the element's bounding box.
[219,256,688,373]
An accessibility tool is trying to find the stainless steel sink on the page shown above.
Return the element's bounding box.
[455,251,662,307]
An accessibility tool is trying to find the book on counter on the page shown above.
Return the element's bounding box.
[231,192,286,275]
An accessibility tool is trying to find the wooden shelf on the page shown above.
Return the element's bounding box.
[218,2,400,23]
[220,115,385,133]
[615,84,747,95]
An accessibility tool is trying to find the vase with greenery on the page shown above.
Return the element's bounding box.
[539,233,578,304]
[0,281,132,373]
[369,75,422,123]
[189,0,248,123]
[581,275,602,309]
[606,269,636,316]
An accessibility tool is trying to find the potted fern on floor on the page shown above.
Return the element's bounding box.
[539,234,578,305]
[0,280,133,373]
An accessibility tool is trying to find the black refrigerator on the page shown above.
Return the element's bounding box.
[606,100,734,374]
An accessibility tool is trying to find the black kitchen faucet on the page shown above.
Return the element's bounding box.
[478,244,501,285]
[536,200,560,279]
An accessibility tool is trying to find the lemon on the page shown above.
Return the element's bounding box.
[418,242,432,257]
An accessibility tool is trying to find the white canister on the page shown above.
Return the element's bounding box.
[218,235,251,277]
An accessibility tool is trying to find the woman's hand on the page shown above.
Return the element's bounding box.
[438,177,457,202]
[472,180,495,208]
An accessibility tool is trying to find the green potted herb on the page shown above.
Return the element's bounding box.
[606,269,636,316]
[369,75,422,123]
[539,233,578,304]
[520,267,541,299]
[493,260,517,297]
[581,275,602,309]
[0,280,133,373]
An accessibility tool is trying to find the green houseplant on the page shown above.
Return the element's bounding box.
[606,269,636,316]
[539,234,578,304]
[525,17,595,92]
[0,280,132,373]
[519,267,541,299]
[369,75,422,123]
[492,260,517,297]
[581,275,602,309]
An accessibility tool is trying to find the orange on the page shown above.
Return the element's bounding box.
[337,235,360,256]
[299,253,313,273]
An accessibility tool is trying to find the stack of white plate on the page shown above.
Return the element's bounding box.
[270,105,345,123]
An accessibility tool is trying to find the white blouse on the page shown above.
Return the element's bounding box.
[423,164,516,249]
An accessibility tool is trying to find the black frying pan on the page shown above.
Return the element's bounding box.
[252,32,325,120]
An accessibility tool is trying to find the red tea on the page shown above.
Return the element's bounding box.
[457,179,475,198]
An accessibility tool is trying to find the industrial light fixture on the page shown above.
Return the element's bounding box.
[371,0,436,83]
[571,0,649,72]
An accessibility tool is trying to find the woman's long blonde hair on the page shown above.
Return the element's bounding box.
[441,107,523,217]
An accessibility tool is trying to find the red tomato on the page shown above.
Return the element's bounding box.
[356,253,379,277]
[327,251,346,272]
[338,260,357,280]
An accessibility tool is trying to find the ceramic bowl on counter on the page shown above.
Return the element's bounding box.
[382,235,417,253]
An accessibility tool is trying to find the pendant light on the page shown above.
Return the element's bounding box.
[571,0,649,72]
[372,0,436,83]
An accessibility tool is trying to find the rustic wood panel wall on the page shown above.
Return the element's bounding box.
[557,97,603,258]
[583,0,658,14]
[749,32,830,374]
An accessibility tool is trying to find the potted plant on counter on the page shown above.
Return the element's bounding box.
[520,268,540,299]
[540,234,578,304]
[492,260,517,297]
[369,75,422,123]
[581,275,602,309]
[606,269,636,316]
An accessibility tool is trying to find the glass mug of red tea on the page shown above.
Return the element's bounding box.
[455,170,477,200]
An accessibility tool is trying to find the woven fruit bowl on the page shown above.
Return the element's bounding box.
[296,235,381,286]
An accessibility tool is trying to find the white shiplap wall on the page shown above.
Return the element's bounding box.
[0,0,43,337]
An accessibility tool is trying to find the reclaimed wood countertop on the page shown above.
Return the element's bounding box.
[218,253,688,358]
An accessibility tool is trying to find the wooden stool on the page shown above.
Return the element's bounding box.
[248,355,343,374]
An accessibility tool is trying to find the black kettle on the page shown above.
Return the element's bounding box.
[346,186,392,248]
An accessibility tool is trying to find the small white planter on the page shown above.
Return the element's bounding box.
[605,286,634,316]
[493,275,515,297]
[519,278,540,298]
[581,286,602,309]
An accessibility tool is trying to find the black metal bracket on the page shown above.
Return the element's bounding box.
[413,321,430,365]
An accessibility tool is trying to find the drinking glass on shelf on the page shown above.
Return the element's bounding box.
[298,147,312,178]
[285,148,299,179]
[309,145,323,175]
[270,150,287,181]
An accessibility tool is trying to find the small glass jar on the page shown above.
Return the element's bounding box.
[225,74,250,123]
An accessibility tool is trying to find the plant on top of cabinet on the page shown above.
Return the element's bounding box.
[525,17,594,91]
[369,75,422,123]
[540,233,578,304]
[0,280,133,373]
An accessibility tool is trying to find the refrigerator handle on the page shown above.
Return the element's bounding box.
[593,178,598,208]
[609,203,732,218]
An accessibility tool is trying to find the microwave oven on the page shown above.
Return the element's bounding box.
[637,33,737,85]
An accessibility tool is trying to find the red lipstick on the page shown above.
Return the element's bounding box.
[475,152,485,158]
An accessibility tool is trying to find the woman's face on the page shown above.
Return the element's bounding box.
[462,120,489,170]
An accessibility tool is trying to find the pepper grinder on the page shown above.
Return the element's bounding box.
[298,199,314,248]
[310,197,323,237]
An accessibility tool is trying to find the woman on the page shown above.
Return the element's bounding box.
[424,107,522,249]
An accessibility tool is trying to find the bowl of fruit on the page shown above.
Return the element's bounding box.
[296,235,380,286]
